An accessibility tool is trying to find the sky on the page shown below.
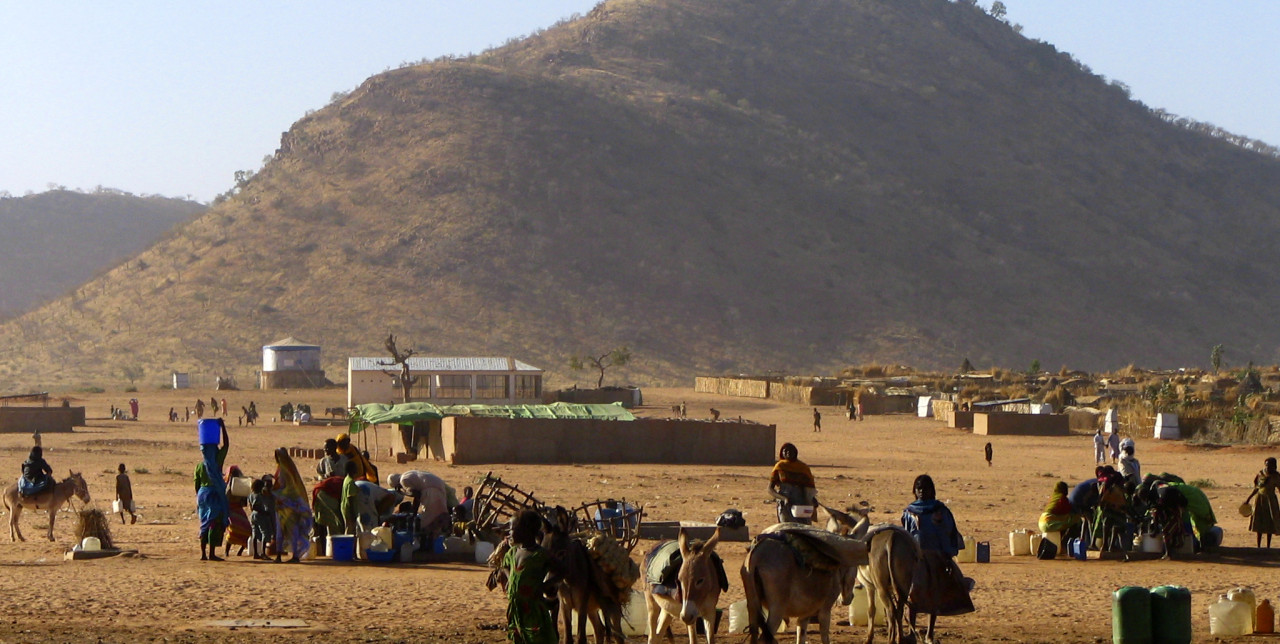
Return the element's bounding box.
[1,1,1276,203]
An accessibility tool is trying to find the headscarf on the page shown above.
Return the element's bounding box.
[1043,481,1071,515]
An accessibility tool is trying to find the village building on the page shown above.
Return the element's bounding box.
[260,337,327,389]
[346,356,544,407]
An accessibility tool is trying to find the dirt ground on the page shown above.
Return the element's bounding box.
[1,385,1278,643]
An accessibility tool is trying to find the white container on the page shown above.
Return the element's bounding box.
[474,540,496,565]
[792,505,815,519]
[400,541,416,563]
[229,476,253,497]
[81,536,101,552]
[621,590,647,637]
[112,499,122,514]
[1029,533,1043,556]
[371,526,394,550]
[917,396,933,418]
[848,579,888,626]
[443,536,475,554]
[956,535,977,563]
[1009,529,1032,556]
[358,531,375,559]
[728,599,750,634]
[1141,533,1164,553]
[1209,595,1253,636]
[1042,530,1062,551]
[1229,587,1257,631]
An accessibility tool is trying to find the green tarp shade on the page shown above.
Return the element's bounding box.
[352,401,634,428]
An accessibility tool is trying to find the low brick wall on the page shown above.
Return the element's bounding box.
[441,417,776,465]
[0,406,85,433]
[973,412,1069,436]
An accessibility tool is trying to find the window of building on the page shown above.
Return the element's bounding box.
[476,375,508,399]
[435,374,471,398]
[515,375,541,399]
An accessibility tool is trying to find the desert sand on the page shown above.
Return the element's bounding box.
[0,385,1276,643]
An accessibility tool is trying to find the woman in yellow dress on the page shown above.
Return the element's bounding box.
[1245,457,1280,548]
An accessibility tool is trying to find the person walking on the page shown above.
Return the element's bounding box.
[1245,457,1280,548]
[813,408,822,432]
[1093,428,1107,465]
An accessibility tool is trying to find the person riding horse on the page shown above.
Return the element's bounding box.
[769,442,817,524]
[19,446,54,497]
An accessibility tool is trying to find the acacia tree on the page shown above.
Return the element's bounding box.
[1211,344,1224,374]
[378,333,419,403]
[569,347,632,389]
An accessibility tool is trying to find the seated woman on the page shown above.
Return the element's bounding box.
[769,443,817,524]
[19,446,54,497]
[1039,481,1083,546]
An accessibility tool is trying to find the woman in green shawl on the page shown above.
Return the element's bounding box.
[503,509,558,644]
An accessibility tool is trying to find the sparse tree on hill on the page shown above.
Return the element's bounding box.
[378,334,419,403]
[989,1,1007,20]
[121,365,144,386]
[570,346,632,389]
[1211,344,1224,374]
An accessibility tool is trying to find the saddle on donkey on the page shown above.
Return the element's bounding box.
[19,447,55,498]
[643,538,729,598]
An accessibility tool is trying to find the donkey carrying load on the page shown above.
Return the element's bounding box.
[4,471,91,542]
[642,527,729,643]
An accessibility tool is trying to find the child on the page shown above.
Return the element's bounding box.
[504,509,559,644]
[115,463,137,524]
[248,477,277,560]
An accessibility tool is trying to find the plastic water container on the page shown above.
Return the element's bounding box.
[1009,529,1032,556]
[310,537,324,558]
[1204,526,1223,549]
[1042,530,1062,550]
[393,530,413,552]
[371,526,394,550]
[1068,538,1087,561]
[1228,587,1257,631]
[431,535,446,553]
[621,590,648,637]
[443,536,474,555]
[1141,533,1164,553]
[728,599,749,634]
[228,476,252,497]
[975,541,990,563]
[399,541,416,563]
[1028,533,1043,558]
[474,539,496,564]
[112,499,122,514]
[849,581,888,626]
[1256,599,1274,634]
[197,418,221,444]
[357,531,375,559]
[1209,594,1252,636]
[81,536,101,552]
[1150,585,1192,644]
[957,535,977,563]
[1112,586,1152,644]
[328,535,356,562]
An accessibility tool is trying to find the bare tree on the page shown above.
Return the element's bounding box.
[378,334,419,403]
[569,346,632,389]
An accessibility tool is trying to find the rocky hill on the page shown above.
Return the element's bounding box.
[2,0,1279,392]
[0,190,203,320]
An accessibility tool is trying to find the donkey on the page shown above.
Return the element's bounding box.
[4,471,91,542]
[741,531,862,644]
[542,506,625,644]
[643,527,727,644]
[860,524,921,644]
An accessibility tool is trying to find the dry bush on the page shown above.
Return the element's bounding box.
[861,363,886,378]
[75,509,114,550]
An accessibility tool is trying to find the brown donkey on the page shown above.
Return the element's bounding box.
[643,527,728,643]
[4,471,91,542]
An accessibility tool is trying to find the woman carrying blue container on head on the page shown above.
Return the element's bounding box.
[195,418,230,561]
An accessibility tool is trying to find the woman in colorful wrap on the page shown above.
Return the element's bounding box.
[272,447,314,563]
[1164,478,1217,551]
[504,509,559,644]
[769,442,817,524]
[901,474,974,642]
[223,464,252,557]
[1245,457,1280,548]
[1038,481,1082,545]
[311,474,345,546]
[335,433,379,483]
[195,419,230,561]
[341,460,362,535]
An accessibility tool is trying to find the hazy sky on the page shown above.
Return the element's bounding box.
[1,1,1276,203]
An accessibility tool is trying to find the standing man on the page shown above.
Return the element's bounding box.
[1107,429,1121,465]
[1093,428,1106,465]
[813,408,822,432]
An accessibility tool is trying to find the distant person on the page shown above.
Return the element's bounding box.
[1107,430,1120,464]
[1093,428,1106,465]
[19,446,55,497]
[195,399,205,419]
[1245,457,1280,548]
[184,407,191,422]
[812,408,821,432]
[1119,445,1141,489]
[248,477,276,560]
[210,397,219,416]
[129,398,139,420]
[984,442,993,467]
[115,463,137,524]
[194,419,229,561]
[710,408,720,421]
[315,438,348,481]
[679,401,687,418]
[221,398,228,418]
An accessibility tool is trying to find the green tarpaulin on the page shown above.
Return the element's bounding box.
[351,401,634,430]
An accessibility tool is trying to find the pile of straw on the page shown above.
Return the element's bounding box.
[75,508,114,550]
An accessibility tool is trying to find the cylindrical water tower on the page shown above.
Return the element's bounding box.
[260,337,326,389]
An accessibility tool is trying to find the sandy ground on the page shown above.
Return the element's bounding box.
[0,385,1277,643]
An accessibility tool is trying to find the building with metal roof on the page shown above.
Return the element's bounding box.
[347,356,544,407]
[261,337,327,389]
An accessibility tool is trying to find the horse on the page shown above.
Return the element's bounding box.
[643,527,728,644]
[4,471,91,542]
[541,506,625,644]
[859,524,922,644]
[741,526,864,644]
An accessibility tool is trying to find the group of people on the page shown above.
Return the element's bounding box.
[191,421,472,563]
[279,402,313,423]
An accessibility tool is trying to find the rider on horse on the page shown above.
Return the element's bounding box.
[20,446,55,498]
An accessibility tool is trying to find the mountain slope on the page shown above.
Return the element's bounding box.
[0,190,203,319]
[1,0,1278,391]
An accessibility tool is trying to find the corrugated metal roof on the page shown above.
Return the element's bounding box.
[265,336,319,348]
[347,357,542,372]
